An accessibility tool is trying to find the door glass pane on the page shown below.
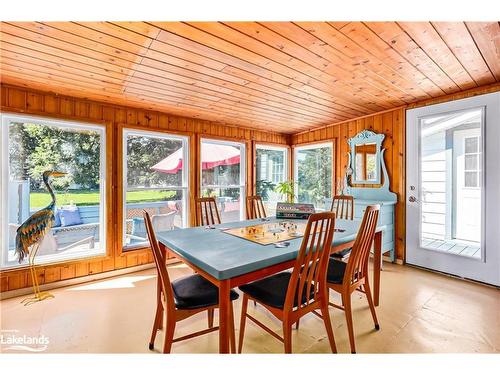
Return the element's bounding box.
[295,143,333,211]
[464,137,478,153]
[123,131,188,249]
[464,154,478,170]
[3,117,106,268]
[200,139,245,223]
[256,145,288,216]
[419,108,482,258]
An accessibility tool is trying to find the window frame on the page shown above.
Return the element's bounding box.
[0,113,108,270]
[293,141,335,210]
[121,128,190,250]
[200,137,246,222]
[255,142,289,193]
[463,135,481,189]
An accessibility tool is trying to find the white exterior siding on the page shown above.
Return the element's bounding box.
[421,131,449,240]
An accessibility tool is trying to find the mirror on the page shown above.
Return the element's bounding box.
[355,143,377,181]
[348,130,385,185]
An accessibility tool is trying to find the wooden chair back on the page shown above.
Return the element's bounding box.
[195,197,221,226]
[284,212,336,312]
[344,205,380,285]
[246,195,267,219]
[143,211,175,311]
[330,195,354,220]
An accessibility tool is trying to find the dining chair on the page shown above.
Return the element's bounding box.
[330,195,354,260]
[237,212,337,354]
[330,195,354,220]
[144,211,239,353]
[195,197,221,226]
[246,195,267,308]
[246,195,267,220]
[326,204,380,353]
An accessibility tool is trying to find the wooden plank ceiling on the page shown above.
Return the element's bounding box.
[1,22,499,133]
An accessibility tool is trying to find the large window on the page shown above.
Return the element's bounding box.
[200,138,246,223]
[294,142,333,210]
[122,129,189,250]
[255,144,288,216]
[1,114,106,269]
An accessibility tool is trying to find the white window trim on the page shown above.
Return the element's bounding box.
[293,142,334,206]
[122,128,190,248]
[200,138,246,221]
[0,113,107,270]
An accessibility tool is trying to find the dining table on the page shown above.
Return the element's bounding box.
[156,216,386,354]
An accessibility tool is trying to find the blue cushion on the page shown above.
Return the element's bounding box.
[132,217,147,237]
[59,207,83,227]
[52,209,61,227]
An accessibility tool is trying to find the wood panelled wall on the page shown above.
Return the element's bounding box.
[0,84,289,293]
[291,108,406,260]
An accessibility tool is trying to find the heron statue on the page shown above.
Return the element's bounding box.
[15,170,67,306]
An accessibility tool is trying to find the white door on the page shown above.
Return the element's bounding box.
[406,92,500,286]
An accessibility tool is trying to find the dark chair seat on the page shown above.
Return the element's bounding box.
[239,272,315,309]
[330,247,352,258]
[327,258,347,284]
[172,274,239,310]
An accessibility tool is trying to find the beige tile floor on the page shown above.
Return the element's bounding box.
[1,261,499,353]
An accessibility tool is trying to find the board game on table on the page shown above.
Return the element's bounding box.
[222,221,311,245]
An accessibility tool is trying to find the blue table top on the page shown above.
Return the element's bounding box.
[157,217,386,281]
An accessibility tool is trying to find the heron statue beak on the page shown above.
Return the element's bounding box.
[50,171,67,177]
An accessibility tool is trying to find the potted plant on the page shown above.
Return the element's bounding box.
[275,180,295,203]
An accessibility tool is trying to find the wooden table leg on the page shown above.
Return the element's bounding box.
[218,279,230,354]
[373,231,382,307]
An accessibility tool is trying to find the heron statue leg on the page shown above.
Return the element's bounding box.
[21,244,41,305]
[22,242,54,306]
[31,241,54,302]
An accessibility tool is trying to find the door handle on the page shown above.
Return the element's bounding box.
[408,196,418,203]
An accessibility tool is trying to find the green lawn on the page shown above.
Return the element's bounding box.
[30,189,177,208]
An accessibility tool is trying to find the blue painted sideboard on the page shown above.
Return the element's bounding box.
[327,139,398,262]
[325,197,396,262]
[352,199,396,262]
